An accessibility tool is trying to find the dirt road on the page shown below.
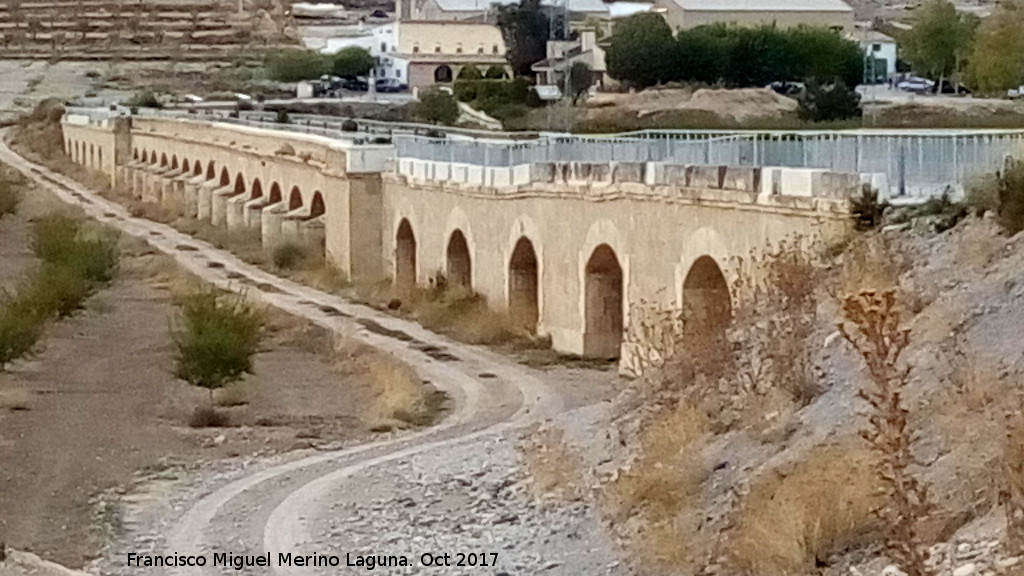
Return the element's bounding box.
[0,134,624,575]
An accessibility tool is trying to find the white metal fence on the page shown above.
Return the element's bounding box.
[70,107,1024,198]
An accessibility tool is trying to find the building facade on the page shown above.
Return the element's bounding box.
[654,0,854,31]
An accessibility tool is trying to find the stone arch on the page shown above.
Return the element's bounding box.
[219,167,230,187]
[98,148,103,169]
[395,218,417,292]
[171,155,178,170]
[89,144,95,168]
[269,182,282,204]
[181,158,190,173]
[160,152,168,167]
[251,178,263,200]
[434,64,453,83]
[193,161,203,177]
[140,149,148,163]
[288,186,302,210]
[682,255,732,334]
[446,229,471,289]
[508,237,539,333]
[584,244,623,359]
[233,173,246,195]
[206,161,216,180]
[310,191,325,218]
[74,141,80,163]
[133,148,139,161]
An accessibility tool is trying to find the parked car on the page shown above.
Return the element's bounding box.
[897,77,934,93]
[767,81,804,97]
[1009,86,1024,99]
[375,78,408,93]
[934,80,970,95]
[342,77,369,91]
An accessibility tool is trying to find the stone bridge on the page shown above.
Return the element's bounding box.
[61,112,866,360]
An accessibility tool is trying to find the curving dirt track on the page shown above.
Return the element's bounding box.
[0,134,620,576]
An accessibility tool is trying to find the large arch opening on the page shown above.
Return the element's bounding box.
[395,219,417,293]
[219,167,230,187]
[682,256,732,335]
[508,237,539,333]
[446,229,471,290]
[206,161,216,180]
[584,244,623,359]
[434,65,453,83]
[251,179,263,200]
[288,186,303,210]
[233,173,246,196]
[269,183,282,204]
[310,192,325,218]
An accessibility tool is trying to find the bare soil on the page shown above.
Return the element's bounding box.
[0,182,392,569]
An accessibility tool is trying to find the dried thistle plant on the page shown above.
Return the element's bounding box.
[1000,394,1024,554]
[839,289,934,576]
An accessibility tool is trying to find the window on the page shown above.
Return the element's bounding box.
[456,43,463,53]
[872,43,881,52]
[381,41,386,52]
[477,46,483,54]
[435,45,441,53]
[492,44,499,54]
[396,69,401,78]
[413,44,420,53]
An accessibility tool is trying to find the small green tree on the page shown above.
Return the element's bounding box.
[967,1,1024,94]
[901,0,977,89]
[172,290,263,402]
[266,49,331,82]
[485,65,509,79]
[332,46,375,79]
[567,61,593,104]
[496,0,550,76]
[458,65,483,80]
[606,13,674,88]
[797,79,862,122]
[416,88,460,125]
[0,292,44,370]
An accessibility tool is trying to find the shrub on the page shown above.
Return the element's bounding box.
[266,49,331,82]
[341,118,358,132]
[188,406,231,428]
[797,79,862,122]
[31,214,119,283]
[416,88,460,125]
[275,109,290,124]
[331,46,374,79]
[26,263,94,318]
[485,65,509,79]
[0,178,19,218]
[172,290,263,401]
[0,291,45,370]
[997,157,1024,235]
[272,242,306,270]
[850,185,890,231]
[124,90,162,109]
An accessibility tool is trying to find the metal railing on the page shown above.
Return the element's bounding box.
[69,107,1024,197]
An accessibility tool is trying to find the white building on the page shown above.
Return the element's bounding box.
[848,28,898,80]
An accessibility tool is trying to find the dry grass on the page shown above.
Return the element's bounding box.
[832,234,909,297]
[519,428,585,502]
[954,219,1005,271]
[725,442,883,576]
[1000,399,1024,555]
[175,219,268,266]
[214,384,249,407]
[600,401,710,574]
[0,388,33,411]
[330,339,446,428]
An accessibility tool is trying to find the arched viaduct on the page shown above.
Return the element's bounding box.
[61,113,859,360]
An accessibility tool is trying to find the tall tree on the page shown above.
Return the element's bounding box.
[496,0,550,77]
[606,13,674,88]
[967,1,1024,94]
[901,0,977,88]
[332,46,375,78]
[567,61,593,104]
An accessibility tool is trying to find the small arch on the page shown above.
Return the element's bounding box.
[434,64,453,83]
[98,148,103,169]
[193,161,203,177]
[181,158,190,173]
[584,244,623,359]
[141,149,148,163]
[395,219,417,292]
[206,161,216,180]
[310,191,325,218]
[171,155,178,170]
[508,237,539,333]
[89,144,95,168]
[74,141,80,162]
[682,256,731,334]
[234,173,246,195]
[288,186,302,210]
[160,152,168,167]
[251,178,263,200]
[446,229,471,289]
[132,148,139,161]
[219,167,230,187]
[269,182,282,204]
